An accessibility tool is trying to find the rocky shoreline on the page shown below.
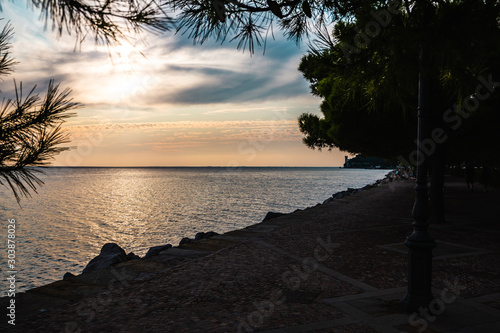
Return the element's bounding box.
[5,173,500,332]
[66,170,396,280]
[0,169,397,325]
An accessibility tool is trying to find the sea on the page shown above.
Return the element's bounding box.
[0,167,391,292]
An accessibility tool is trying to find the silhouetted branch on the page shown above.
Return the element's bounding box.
[0,21,80,203]
[0,79,81,203]
[31,0,173,45]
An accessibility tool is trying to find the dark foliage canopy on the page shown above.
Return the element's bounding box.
[297,0,500,164]
[16,0,408,51]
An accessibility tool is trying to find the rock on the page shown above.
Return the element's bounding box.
[332,190,349,199]
[262,212,286,222]
[144,244,172,258]
[194,232,206,241]
[179,237,193,246]
[126,252,140,260]
[63,272,75,280]
[195,231,219,241]
[181,231,219,245]
[323,197,334,204]
[324,186,369,204]
[82,243,128,274]
[204,231,219,239]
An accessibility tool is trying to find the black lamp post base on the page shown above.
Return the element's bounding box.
[402,290,435,313]
[402,230,436,313]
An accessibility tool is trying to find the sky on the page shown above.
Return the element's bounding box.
[1,2,351,167]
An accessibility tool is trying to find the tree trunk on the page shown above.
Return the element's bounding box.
[430,144,446,224]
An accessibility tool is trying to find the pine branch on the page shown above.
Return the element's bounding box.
[0,21,17,78]
[0,79,80,204]
[31,0,173,46]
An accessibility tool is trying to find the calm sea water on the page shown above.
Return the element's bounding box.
[0,167,390,292]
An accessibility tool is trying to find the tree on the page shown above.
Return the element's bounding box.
[298,0,500,156]
[297,17,419,159]
[297,0,500,222]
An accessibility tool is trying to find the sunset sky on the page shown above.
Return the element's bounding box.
[2,2,350,167]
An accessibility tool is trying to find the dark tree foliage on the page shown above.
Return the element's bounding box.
[297,2,419,158]
[298,0,500,165]
[296,0,500,225]
[0,22,80,203]
[19,0,388,51]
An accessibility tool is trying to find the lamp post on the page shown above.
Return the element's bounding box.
[402,1,436,313]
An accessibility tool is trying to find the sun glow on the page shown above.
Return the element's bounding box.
[110,42,145,68]
[83,42,160,104]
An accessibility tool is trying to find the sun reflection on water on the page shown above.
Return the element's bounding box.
[0,167,389,291]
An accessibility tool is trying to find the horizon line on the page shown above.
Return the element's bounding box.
[43,165,345,168]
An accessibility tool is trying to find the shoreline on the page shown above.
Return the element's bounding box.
[13,168,395,294]
[4,174,499,332]
[1,170,397,320]
[3,167,391,294]
[59,169,398,284]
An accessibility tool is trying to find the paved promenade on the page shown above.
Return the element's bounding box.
[2,175,499,332]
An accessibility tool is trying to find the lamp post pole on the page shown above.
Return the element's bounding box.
[402,2,436,313]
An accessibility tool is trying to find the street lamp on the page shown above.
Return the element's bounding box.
[402,1,436,313]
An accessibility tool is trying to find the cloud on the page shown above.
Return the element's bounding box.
[142,53,309,106]
[202,106,289,115]
[65,119,299,132]
[3,3,314,120]
[63,119,303,147]
[2,3,336,167]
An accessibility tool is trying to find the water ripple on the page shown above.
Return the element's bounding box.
[0,167,389,291]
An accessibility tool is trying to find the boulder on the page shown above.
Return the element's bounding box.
[332,190,349,199]
[82,243,128,274]
[144,244,172,259]
[195,231,219,241]
[323,197,334,204]
[204,231,219,239]
[262,212,286,222]
[179,237,193,246]
[63,272,75,281]
[332,188,358,199]
[194,232,206,241]
[126,252,141,260]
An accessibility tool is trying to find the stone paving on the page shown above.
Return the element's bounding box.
[1,176,499,332]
